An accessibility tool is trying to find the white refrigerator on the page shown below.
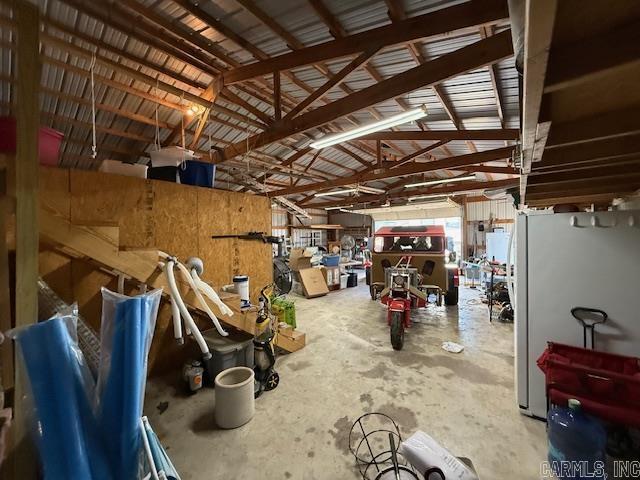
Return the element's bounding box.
[514,209,640,420]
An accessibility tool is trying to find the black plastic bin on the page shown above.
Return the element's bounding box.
[147,166,179,182]
[201,329,254,385]
[346,271,358,287]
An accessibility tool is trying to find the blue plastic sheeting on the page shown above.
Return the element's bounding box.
[144,420,180,480]
[15,317,113,479]
[97,291,159,480]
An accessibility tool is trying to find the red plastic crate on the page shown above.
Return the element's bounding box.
[0,116,64,166]
[538,342,640,427]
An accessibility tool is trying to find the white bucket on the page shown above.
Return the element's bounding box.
[233,275,250,307]
[214,367,255,429]
[340,274,349,289]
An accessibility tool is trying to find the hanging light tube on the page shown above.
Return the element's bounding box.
[309,105,428,149]
[325,205,354,210]
[314,188,358,197]
[408,194,449,202]
[404,174,476,189]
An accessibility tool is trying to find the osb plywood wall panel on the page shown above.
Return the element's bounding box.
[69,170,154,248]
[39,167,272,373]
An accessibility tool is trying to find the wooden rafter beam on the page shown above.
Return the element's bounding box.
[546,107,640,148]
[220,88,271,126]
[33,13,207,91]
[267,146,514,197]
[223,0,509,83]
[521,0,558,173]
[217,32,513,162]
[308,0,347,37]
[527,192,638,207]
[58,0,221,75]
[539,134,640,168]
[234,0,304,50]
[332,145,371,169]
[384,0,406,22]
[381,2,478,156]
[231,0,410,161]
[190,79,222,149]
[480,25,506,128]
[391,141,450,169]
[36,28,209,108]
[117,0,239,68]
[169,0,268,60]
[359,129,519,141]
[284,48,378,119]
[307,0,415,157]
[528,160,640,187]
[526,176,640,198]
[544,21,640,94]
[273,72,281,121]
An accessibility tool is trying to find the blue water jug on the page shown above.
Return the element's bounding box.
[547,399,607,479]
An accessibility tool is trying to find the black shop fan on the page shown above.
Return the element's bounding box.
[273,257,292,294]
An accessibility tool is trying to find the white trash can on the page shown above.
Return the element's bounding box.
[214,367,255,429]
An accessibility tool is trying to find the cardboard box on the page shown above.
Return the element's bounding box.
[298,267,329,298]
[289,248,313,271]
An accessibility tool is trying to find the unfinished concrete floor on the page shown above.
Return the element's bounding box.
[145,283,547,479]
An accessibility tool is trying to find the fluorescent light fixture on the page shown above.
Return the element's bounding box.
[309,105,427,149]
[404,175,476,189]
[339,208,353,213]
[314,188,357,197]
[324,205,353,210]
[358,186,386,195]
[408,194,448,202]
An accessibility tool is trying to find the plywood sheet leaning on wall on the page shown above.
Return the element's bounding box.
[36,167,292,374]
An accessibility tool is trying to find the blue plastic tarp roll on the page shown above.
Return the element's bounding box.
[15,317,113,480]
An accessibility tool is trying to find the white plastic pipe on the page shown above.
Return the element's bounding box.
[169,297,183,345]
[164,260,211,358]
[191,270,234,317]
[175,261,228,337]
[159,260,184,343]
[139,417,159,480]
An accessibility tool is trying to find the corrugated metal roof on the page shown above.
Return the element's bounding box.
[1,0,519,195]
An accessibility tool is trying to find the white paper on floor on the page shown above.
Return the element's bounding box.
[441,341,464,353]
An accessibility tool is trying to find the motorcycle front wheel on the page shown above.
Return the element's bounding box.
[390,311,405,351]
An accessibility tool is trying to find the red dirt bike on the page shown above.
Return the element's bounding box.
[379,256,427,350]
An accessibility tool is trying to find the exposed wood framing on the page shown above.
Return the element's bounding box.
[360,129,519,141]
[13,2,40,477]
[223,0,509,83]
[521,0,558,172]
[268,146,515,197]
[218,32,513,161]
[306,178,519,209]
[284,49,378,120]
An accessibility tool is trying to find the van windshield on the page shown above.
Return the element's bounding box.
[374,235,444,253]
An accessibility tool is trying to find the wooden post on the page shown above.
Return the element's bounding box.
[13,2,40,478]
[0,170,12,393]
[376,140,382,167]
[273,71,281,121]
[460,196,468,261]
